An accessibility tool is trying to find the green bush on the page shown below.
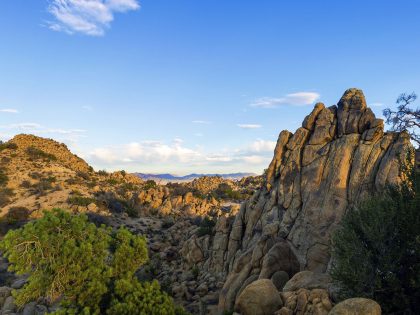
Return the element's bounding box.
[26,146,57,161]
[0,168,8,186]
[67,195,96,207]
[331,167,420,314]
[196,216,216,237]
[0,188,14,207]
[0,141,17,152]
[4,207,30,224]
[144,180,157,190]
[107,279,178,315]
[0,209,185,314]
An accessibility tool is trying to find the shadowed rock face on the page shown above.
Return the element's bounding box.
[217,88,412,311]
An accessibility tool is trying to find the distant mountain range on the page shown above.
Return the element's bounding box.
[134,172,257,183]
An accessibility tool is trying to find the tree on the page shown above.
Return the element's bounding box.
[0,209,185,314]
[330,151,420,314]
[383,92,420,147]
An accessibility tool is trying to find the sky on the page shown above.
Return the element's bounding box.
[0,0,419,175]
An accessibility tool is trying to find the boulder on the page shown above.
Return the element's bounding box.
[234,279,283,315]
[271,270,289,291]
[283,271,332,292]
[329,298,381,315]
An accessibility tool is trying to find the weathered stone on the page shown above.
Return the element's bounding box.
[216,89,412,312]
[329,298,381,315]
[283,271,332,292]
[234,279,283,315]
[271,270,289,291]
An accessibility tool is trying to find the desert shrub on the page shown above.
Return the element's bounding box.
[98,170,108,176]
[0,168,8,186]
[0,209,184,314]
[106,279,177,315]
[107,178,119,185]
[67,195,96,207]
[143,180,157,190]
[1,156,11,164]
[29,172,42,179]
[26,146,57,161]
[212,183,242,200]
[96,192,138,217]
[20,180,31,188]
[32,178,53,195]
[331,165,420,314]
[0,141,17,152]
[120,170,126,177]
[0,207,31,236]
[86,212,112,227]
[167,183,188,196]
[0,188,14,207]
[196,216,216,237]
[76,171,90,180]
[65,177,79,185]
[4,207,30,224]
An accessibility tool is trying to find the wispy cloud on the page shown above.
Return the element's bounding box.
[237,124,262,129]
[192,120,212,124]
[88,137,276,172]
[0,123,86,142]
[47,0,140,36]
[251,92,320,108]
[370,102,384,107]
[0,109,19,114]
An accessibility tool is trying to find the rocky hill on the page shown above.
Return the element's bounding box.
[210,88,413,312]
[0,89,414,315]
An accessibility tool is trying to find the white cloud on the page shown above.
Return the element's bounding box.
[251,92,320,108]
[89,139,201,165]
[0,123,86,142]
[370,102,384,107]
[247,139,276,153]
[87,136,278,173]
[192,120,212,124]
[47,0,140,36]
[0,109,19,114]
[237,124,262,129]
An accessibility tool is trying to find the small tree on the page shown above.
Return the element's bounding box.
[383,92,420,147]
[0,209,185,314]
[331,152,420,314]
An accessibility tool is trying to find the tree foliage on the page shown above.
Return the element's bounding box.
[383,92,420,147]
[0,209,184,314]
[331,153,420,314]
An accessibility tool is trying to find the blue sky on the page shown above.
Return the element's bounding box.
[0,0,419,174]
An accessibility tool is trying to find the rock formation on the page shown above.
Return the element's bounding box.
[216,88,412,311]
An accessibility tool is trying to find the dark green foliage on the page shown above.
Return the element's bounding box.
[167,183,188,196]
[20,180,31,188]
[76,171,90,180]
[331,165,420,314]
[25,146,57,161]
[144,180,157,190]
[212,183,242,200]
[0,188,14,207]
[196,216,216,237]
[107,178,119,185]
[67,195,96,207]
[0,167,8,186]
[98,170,108,176]
[3,207,30,224]
[0,209,183,314]
[107,279,178,315]
[0,141,17,152]
[32,178,54,195]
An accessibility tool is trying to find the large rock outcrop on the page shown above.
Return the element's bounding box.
[217,88,412,311]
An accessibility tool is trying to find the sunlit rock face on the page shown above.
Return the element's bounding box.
[217,88,413,311]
